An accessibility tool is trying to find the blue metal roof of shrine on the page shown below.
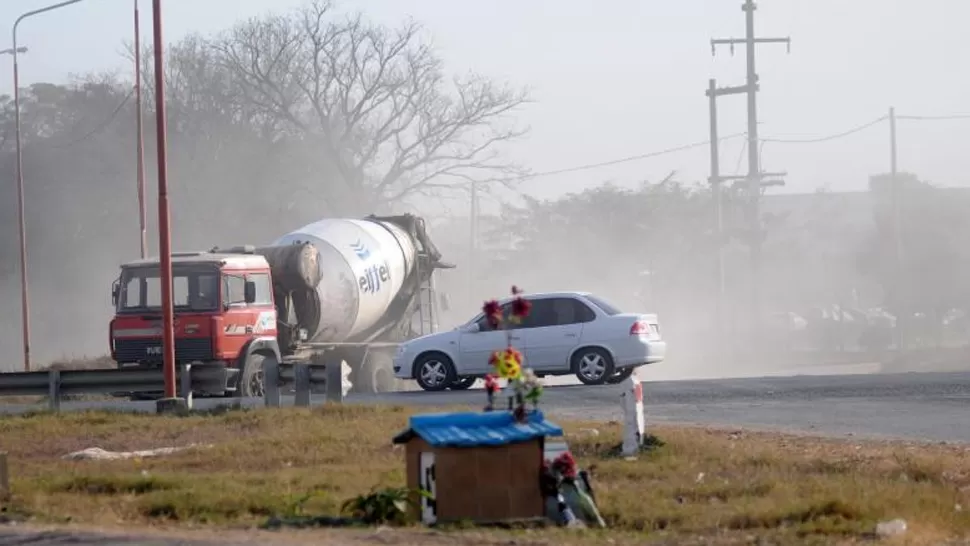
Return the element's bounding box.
[392,410,563,448]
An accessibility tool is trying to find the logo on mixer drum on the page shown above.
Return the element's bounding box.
[350,240,371,260]
[359,263,390,294]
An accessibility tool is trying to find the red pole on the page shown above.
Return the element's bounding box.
[151,0,175,398]
[134,0,147,259]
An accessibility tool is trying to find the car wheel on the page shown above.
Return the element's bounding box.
[573,347,615,386]
[413,352,457,392]
[355,350,397,394]
[449,376,477,390]
[238,352,271,398]
[605,367,635,384]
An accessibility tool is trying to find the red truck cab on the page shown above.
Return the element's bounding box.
[108,248,281,397]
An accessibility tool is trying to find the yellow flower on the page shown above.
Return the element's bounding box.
[490,348,524,380]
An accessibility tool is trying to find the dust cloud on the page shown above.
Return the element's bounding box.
[2,2,970,380]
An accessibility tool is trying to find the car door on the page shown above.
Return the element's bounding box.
[521,297,589,372]
[457,303,527,375]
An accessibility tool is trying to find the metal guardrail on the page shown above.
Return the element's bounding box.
[0,358,349,412]
[0,363,233,411]
[265,359,348,407]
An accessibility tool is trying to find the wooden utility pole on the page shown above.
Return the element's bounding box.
[710,0,790,337]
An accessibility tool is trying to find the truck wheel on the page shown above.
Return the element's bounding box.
[413,352,456,392]
[238,352,271,398]
[605,367,635,384]
[572,347,615,386]
[355,351,397,394]
[449,376,477,390]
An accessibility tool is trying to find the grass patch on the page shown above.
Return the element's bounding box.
[0,406,968,544]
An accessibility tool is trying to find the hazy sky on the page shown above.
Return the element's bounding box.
[1,0,969,205]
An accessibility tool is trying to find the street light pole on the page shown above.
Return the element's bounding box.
[11,0,86,372]
[134,0,147,259]
[150,0,178,404]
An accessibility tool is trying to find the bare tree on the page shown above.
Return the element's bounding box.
[209,0,531,212]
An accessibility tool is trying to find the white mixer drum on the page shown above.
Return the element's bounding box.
[273,218,416,341]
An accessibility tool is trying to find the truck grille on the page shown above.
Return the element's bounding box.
[114,338,214,364]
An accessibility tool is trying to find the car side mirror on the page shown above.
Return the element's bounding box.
[244,281,257,304]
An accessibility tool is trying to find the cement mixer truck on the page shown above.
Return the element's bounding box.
[108,213,453,397]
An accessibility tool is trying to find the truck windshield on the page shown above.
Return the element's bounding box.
[118,265,220,313]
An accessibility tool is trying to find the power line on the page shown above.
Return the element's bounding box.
[897,113,970,121]
[520,132,748,180]
[53,87,134,150]
[760,115,888,144]
[505,110,970,184]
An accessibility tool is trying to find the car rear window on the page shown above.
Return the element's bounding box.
[585,295,623,316]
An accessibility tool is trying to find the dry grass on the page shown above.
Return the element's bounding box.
[1,405,969,545]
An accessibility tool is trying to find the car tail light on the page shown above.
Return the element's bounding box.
[630,320,650,335]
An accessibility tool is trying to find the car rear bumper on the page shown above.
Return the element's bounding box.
[614,339,667,369]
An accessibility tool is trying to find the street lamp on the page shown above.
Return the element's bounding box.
[0,47,27,56]
[8,0,87,372]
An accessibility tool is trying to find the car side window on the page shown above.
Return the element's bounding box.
[532,297,591,327]
[572,298,597,323]
[527,299,558,328]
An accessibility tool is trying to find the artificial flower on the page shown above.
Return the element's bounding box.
[482,299,502,330]
[491,348,523,380]
[510,296,532,321]
[553,451,578,480]
[484,374,501,394]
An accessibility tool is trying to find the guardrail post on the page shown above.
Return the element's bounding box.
[263,357,281,408]
[179,363,193,409]
[0,452,8,502]
[294,363,311,407]
[47,369,61,412]
[325,356,343,403]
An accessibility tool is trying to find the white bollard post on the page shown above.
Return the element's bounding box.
[179,363,194,409]
[341,361,353,398]
[621,371,645,458]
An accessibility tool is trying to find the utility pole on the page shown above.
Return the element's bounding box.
[710,0,790,338]
[706,78,745,348]
[134,0,147,259]
[888,106,904,353]
[468,180,478,298]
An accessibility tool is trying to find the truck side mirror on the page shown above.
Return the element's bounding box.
[111,280,120,306]
[244,281,257,304]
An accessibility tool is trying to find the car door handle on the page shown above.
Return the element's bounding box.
[565,333,577,338]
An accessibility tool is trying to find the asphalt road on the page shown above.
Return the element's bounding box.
[2,367,970,443]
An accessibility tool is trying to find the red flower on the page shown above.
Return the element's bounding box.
[510,296,532,320]
[484,374,500,394]
[482,299,502,329]
[553,451,578,479]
